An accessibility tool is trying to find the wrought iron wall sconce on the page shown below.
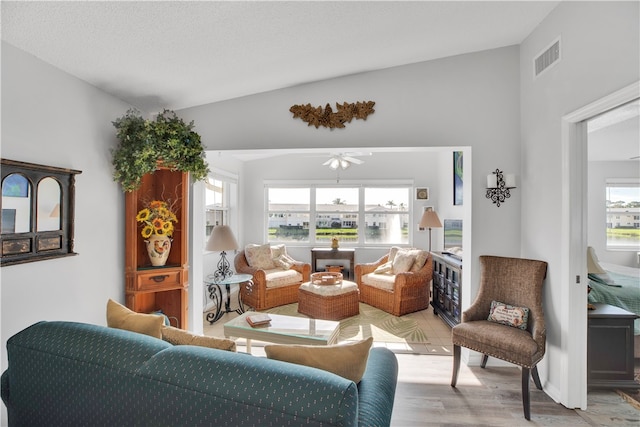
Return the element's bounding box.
[486,169,516,207]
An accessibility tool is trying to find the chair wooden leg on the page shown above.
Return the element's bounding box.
[480,354,488,368]
[451,345,460,387]
[531,365,542,390]
[522,367,531,420]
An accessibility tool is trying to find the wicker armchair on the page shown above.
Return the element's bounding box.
[234,250,311,311]
[355,250,432,316]
[451,255,548,421]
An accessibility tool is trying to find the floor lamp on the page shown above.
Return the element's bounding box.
[419,209,442,252]
[206,225,239,283]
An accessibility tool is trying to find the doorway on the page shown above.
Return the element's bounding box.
[563,81,639,409]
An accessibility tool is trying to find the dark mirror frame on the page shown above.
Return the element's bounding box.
[1,159,82,266]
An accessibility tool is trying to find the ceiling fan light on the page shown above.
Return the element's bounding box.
[339,159,351,169]
[328,158,340,170]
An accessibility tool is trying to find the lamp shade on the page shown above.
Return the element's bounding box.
[419,210,442,229]
[206,225,239,252]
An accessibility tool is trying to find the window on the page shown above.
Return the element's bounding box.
[267,184,411,245]
[205,172,238,241]
[605,180,640,249]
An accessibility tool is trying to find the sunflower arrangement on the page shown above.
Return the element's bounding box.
[136,200,178,238]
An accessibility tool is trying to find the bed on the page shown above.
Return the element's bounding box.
[587,253,640,336]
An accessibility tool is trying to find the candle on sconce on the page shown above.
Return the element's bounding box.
[487,174,498,188]
[504,174,516,188]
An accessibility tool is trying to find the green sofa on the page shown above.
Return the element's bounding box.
[1,321,398,426]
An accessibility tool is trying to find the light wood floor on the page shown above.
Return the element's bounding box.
[205,308,639,426]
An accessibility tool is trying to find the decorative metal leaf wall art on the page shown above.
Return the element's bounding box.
[289,101,375,129]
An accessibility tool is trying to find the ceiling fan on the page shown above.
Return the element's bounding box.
[322,153,368,170]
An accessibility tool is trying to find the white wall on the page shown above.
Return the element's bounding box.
[0,42,135,418]
[181,45,522,313]
[520,1,640,408]
[587,161,639,267]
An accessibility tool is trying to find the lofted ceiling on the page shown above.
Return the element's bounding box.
[2,1,560,112]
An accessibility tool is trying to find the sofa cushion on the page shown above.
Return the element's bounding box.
[264,337,373,383]
[106,299,164,339]
[161,326,236,352]
[264,268,303,288]
[362,273,396,291]
[245,243,276,270]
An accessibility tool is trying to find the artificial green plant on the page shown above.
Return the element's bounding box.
[111,109,209,192]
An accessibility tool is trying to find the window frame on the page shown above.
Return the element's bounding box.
[605,178,640,250]
[265,181,413,247]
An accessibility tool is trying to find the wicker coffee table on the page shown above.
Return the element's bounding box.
[298,279,360,321]
[224,312,340,354]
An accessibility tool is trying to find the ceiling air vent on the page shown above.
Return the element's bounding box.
[534,37,561,79]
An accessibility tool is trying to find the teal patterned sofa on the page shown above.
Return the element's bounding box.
[1,321,398,426]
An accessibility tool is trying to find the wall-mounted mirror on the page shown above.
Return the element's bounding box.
[1,159,82,266]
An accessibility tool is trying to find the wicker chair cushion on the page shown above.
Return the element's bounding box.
[300,280,358,296]
[265,268,303,288]
[361,273,396,291]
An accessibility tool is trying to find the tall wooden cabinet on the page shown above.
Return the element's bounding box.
[431,252,462,328]
[125,168,189,329]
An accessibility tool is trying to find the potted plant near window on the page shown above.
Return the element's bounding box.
[111,109,209,192]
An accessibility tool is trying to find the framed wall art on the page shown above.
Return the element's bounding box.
[453,151,463,206]
[416,187,429,200]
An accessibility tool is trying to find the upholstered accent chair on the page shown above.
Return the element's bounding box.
[451,255,548,421]
[234,244,311,311]
[355,247,433,316]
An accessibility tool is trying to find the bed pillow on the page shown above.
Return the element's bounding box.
[487,300,530,330]
[106,299,164,339]
[586,246,615,285]
[264,337,373,383]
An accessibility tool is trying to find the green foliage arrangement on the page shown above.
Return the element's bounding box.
[112,109,209,192]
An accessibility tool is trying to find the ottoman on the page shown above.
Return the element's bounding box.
[298,279,360,321]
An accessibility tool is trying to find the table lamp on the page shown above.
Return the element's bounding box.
[419,209,442,252]
[206,225,239,283]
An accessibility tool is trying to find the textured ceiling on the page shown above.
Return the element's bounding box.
[2,1,560,112]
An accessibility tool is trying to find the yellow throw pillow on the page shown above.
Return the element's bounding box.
[106,299,164,339]
[161,326,236,352]
[264,337,373,383]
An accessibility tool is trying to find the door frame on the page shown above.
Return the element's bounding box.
[562,80,639,409]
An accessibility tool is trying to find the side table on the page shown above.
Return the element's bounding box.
[587,303,639,389]
[205,273,252,324]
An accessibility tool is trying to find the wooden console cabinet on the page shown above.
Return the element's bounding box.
[311,248,355,280]
[125,168,189,329]
[431,252,462,328]
[587,303,639,389]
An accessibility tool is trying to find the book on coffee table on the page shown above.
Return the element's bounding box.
[246,313,271,327]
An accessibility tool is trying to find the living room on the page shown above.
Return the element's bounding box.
[1,1,639,423]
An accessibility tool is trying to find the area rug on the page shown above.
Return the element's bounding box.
[262,303,452,355]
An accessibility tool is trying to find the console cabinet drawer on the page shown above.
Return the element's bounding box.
[136,270,183,291]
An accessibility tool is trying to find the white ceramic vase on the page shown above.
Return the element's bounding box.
[146,234,171,266]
